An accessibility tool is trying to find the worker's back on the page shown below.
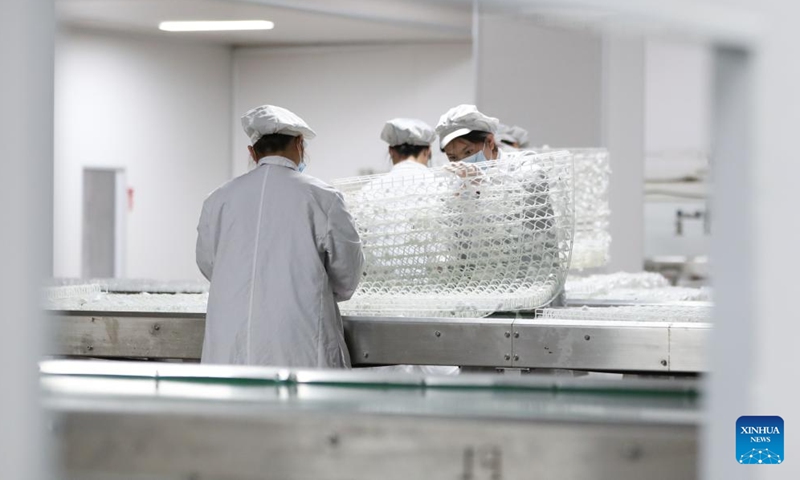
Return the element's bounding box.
[196,156,364,368]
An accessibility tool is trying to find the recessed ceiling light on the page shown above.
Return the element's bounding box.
[158,20,275,32]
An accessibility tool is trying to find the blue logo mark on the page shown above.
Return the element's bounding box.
[737,416,784,464]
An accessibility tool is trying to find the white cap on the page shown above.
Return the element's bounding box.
[498,124,531,148]
[435,104,499,149]
[241,105,316,144]
[380,118,436,147]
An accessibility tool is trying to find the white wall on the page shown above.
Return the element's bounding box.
[55,29,232,280]
[477,16,648,271]
[476,15,604,147]
[232,43,474,182]
[645,40,712,155]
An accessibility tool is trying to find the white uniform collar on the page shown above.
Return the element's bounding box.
[257,155,299,170]
[392,159,429,170]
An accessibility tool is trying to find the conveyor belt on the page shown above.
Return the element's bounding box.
[48,310,710,373]
[565,299,712,308]
[43,360,700,480]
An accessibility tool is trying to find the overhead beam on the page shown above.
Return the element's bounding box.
[472,0,762,47]
[233,0,472,35]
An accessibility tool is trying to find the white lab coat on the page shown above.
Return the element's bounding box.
[196,156,364,368]
[387,158,429,175]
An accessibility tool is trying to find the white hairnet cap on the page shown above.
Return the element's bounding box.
[380,118,436,146]
[241,105,317,144]
[497,124,530,148]
[497,123,514,144]
[435,104,499,149]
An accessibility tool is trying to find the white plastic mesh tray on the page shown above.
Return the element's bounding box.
[565,272,670,297]
[574,287,711,303]
[45,291,208,313]
[43,284,102,302]
[564,272,710,303]
[334,150,575,318]
[50,278,209,294]
[534,148,610,270]
[537,304,711,323]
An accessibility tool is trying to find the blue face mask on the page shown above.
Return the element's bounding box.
[297,141,307,173]
[460,143,488,164]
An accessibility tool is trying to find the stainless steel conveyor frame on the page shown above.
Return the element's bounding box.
[48,310,709,373]
[42,360,701,480]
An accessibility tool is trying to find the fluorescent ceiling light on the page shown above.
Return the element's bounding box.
[159,20,274,32]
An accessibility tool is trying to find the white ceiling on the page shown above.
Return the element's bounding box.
[56,0,473,47]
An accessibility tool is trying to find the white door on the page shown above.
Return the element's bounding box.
[82,168,127,278]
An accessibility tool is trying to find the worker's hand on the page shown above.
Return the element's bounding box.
[444,161,482,179]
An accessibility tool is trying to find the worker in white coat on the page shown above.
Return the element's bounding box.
[497,123,531,151]
[435,104,564,311]
[360,118,437,298]
[196,105,364,368]
[361,118,459,375]
[380,117,435,173]
[436,104,503,164]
